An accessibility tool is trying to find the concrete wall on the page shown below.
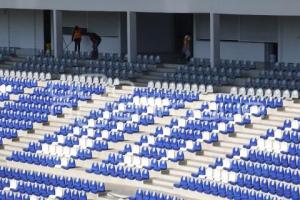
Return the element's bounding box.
[278,17,300,63]
[194,14,300,63]
[0,9,44,55]
[2,0,300,16]
[194,40,265,61]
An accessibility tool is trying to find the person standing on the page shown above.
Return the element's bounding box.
[72,26,82,54]
[182,34,191,61]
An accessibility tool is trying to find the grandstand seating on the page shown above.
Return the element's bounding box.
[0,49,300,199]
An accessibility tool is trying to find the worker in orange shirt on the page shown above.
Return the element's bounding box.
[72,26,82,54]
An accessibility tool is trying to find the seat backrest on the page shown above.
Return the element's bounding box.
[154,81,161,89]
[273,89,281,98]
[60,74,66,81]
[191,84,198,92]
[169,82,176,90]
[247,87,255,96]
[113,78,120,86]
[147,81,154,88]
[291,90,299,99]
[206,85,213,93]
[230,87,238,95]
[264,88,272,97]
[176,82,183,91]
[183,83,190,91]
[256,88,264,97]
[161,81,169,89]
[282,90,290,99]
[199,84,206,93]
[238,87,246,96]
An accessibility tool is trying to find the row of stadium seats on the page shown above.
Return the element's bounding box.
[189,57,256,70]
[60,74,120,86]
[147,81,213,94]
[230,87,299,100]
[129,189,182,200]
[0,69,52,81]
[246,77,300,90]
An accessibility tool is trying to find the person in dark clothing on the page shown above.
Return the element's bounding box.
[87,32,102,59]
[72,26,82,53]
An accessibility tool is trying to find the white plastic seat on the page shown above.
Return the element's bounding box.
[45,73,51,80]
[79,75,86,83]
[161,81,169,89]
[238,87,246,96]
[154,81,161,89]
[176,83,183,91]
[169,82,176,90]
[206,85,213,93]
[230,87,238,95]
[10,70,16,78]
[113,78,120,86]
[183,83,191,91]
[273,89,281,98]
[27,72,33,79]
[107,77,113,86]
[93,77,99,84]
[39,72,45,81]
[66,75,73,82]
[21,71,27,79]
[147,81,154,88]
[264,88,272,97]
[33,72,39,80]
[72,75,79,82]
[0,69,4,77]
[4,70,9,77]
[291,90,299,99]
[256,88,264,97]
[86,76,93,84]
[60,74,66,81]
[282,90,290,100]
[199,84,206,94]
[191,84,198,92]
[15,71,21,79]
[247,87,255,96]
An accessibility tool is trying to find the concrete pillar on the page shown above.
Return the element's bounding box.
[210,13,220,67]
[127,12,137,63]
[53,10,63,58]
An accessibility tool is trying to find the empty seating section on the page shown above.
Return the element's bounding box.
[83,88,199,180]
[175,116,300,199]
[162,58,256,87]
[6,82,106,168]
[0,166,105,199]
[0,47,16,61]
[247,62,300,91]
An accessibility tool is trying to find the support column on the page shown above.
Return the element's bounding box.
[127,12,137,63]
[53,10,63,58]
[210,13,220,67]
